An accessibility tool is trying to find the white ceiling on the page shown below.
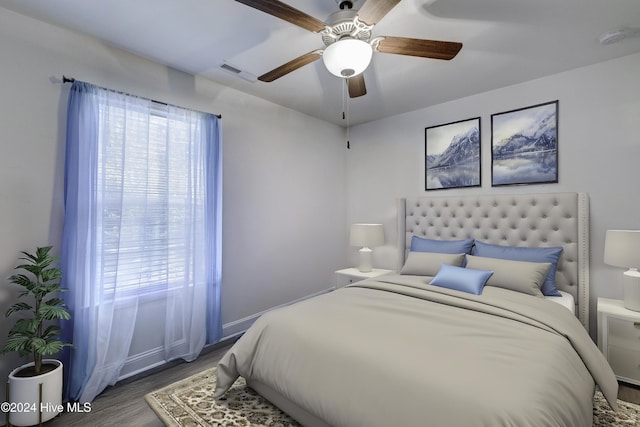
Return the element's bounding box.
[2,0,640,126]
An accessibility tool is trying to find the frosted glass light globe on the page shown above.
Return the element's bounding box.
[322,39,373,78]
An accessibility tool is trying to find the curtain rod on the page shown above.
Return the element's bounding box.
[62,75,222,119]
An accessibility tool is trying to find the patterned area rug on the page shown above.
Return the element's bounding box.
[145,367,299,427]
[146,367,640,427]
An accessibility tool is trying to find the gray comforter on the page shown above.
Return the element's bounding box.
[215,275,618,427]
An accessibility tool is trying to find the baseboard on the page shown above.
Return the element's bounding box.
[117,287,334,381]
[221,287,334,338]
[119,339,188,380]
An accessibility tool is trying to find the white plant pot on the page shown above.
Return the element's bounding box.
[7,359,63,426]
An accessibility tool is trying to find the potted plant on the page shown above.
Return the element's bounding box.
[2,246,72,426]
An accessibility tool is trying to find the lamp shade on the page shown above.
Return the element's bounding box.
[322,38,373,78]
[604,230,640,268]
[350,224,384,248]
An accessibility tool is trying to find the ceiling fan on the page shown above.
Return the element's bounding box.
[234,0,463,98]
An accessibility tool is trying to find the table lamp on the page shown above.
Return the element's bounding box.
[604,230,640,311]
[350,224,384,273]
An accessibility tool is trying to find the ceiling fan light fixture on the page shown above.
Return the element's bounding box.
[322,38,373,78]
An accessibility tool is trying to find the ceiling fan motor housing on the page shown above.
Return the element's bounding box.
[322,9,371,46]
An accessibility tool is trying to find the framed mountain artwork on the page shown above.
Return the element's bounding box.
[425,117,481,191]
[491,100,558,186]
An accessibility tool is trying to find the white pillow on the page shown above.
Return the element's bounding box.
[400,252,465,276]
[465,255,551,297]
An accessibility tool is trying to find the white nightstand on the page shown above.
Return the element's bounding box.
[597,297,640,385]
[335,267,393,288]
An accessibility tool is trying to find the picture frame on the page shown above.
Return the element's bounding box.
[491,100,558,186]
[425,117,481,191]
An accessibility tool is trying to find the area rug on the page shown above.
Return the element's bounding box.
[145,367,640,427]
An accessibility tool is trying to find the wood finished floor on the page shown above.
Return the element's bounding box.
[45,338,237,427]
[618,382,640,405]
[42,336,640,426]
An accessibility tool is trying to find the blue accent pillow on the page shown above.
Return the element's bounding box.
[410,236,475,254]
[473,241,563,297]
[429,264,493,295]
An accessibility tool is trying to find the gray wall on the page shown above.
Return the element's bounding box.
[346,52,640,334]
[0,7,346,402]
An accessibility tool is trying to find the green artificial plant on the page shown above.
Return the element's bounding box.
[2,246,72,376]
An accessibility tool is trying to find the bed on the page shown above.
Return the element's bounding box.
[214,192,618,426]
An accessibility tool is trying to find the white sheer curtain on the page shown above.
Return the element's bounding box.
[61,81,222,402]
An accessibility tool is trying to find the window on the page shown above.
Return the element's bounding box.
[96,102,206,295]
[62,80,222,402]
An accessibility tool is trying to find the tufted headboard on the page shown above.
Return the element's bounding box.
[396,192,590,331]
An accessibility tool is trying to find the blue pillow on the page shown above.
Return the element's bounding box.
[429,264,493,295]
[411,236,474,254]
[473,241,563,297]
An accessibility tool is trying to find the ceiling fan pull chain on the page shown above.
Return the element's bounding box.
[344,79,350,149]
[342,78,346,121]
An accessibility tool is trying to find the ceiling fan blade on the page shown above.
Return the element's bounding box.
[347,74,367,98]
[258,50,322,82]
[357,0,401,26]
[376,36,462,60]
[234,0,326,33]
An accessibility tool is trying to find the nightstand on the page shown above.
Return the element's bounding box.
[335,267,393,288]
[597,297,640,385]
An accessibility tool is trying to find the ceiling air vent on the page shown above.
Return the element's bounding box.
[220,62,257,83]
[221,63,241,73]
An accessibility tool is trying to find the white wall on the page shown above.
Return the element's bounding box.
[2,3,638,406]
[0,7,346,402]
[347,52,640,334]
